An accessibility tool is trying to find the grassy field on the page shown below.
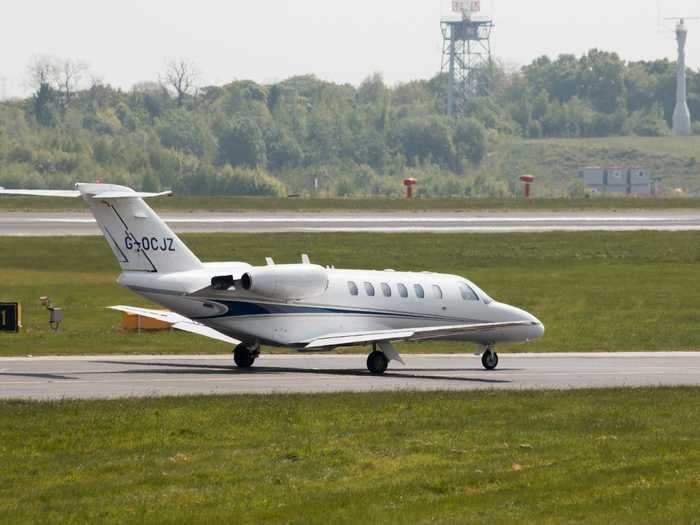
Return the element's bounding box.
[2,136,699,210]
[1,194,700,212]
[1,388,699,524]
[480,135,700,196]
[1,231,699,356]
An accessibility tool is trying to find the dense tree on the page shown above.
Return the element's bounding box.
[158,109,213,157]
[394,116,455,169]
[580,50,627,114]
[357,73,389,106]
[31,82,58,127]
[454,118,487,166]
[2,49,700,198]
[216,117,267,168]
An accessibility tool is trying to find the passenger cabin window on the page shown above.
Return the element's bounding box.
[398,283,408,298]
[381,283,392,297]
[432,285,444,300]
[459,283,479,301]
[347,281,359,296]
[364,282,376,297]
[414,284,425,299]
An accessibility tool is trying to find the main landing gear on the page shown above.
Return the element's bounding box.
[367,350,389,375]
[366,342,404,375]
[234,343,260,369]
[481,347,499,371]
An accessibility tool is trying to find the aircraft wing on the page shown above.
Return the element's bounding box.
[303,321,534,350]
[0,189,81,198]
[109,306,240,345]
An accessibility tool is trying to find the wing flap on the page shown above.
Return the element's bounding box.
[304,321,533,349]
[305,330,416,349]
[109,305,239,345]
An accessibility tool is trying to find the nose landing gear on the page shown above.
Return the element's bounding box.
[481,347,499,370]
[234,343,260,369]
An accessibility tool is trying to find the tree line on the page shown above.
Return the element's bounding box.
[0,50,697,197]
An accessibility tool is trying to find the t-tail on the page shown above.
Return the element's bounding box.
[0,183,202,274]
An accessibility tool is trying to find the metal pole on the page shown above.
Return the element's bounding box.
[448,29,456,118]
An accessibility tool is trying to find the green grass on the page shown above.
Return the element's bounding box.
[1,194,700,212]
[489,135,700,196]
[1,232,700,356]
[1,388,700,524]
[2,136,700,209]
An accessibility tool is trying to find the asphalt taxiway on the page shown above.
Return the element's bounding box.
[1,352,699,400]
[2,211,700,235]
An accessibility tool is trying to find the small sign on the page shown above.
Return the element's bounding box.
[0,303,21,332]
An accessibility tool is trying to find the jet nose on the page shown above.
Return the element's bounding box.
[530,318,545,340]
[507,305,545,341]
[523,311,545,341]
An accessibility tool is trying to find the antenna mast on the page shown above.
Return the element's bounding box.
[665,17,697,136]
[441,1,494,117]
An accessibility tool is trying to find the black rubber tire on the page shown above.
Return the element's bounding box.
[234,345,256,369]
[367,351,389,375]
[482,350,499,371]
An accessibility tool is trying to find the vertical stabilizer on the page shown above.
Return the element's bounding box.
[78,184,202,274]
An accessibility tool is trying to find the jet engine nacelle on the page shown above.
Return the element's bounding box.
[240,264,329,301]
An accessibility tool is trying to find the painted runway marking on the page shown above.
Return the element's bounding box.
[3,212,700,234]
[5,216,700,224]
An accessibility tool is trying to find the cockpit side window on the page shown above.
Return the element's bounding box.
[347,281,359,296]
[432,285,444,300]
[397,283,408,298]
[459,283,479,301]
[414,284,425,299]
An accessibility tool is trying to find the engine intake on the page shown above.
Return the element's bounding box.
[241,264,329,301]
[211,275,236,291]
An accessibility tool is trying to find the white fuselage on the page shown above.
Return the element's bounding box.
[119,264,543,349]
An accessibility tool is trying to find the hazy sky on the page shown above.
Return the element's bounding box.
[1,0,699,98]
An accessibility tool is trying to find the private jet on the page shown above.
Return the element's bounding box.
[1,184,544,374]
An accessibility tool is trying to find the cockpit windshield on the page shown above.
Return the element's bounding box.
[462,281,494,305]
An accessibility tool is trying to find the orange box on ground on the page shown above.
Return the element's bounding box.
[122,312,172,331]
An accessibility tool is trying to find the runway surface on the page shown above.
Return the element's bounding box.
[1,352,699,400]
[2,211,700,235]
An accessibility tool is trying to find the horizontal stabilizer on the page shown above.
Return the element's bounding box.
[304,321,534,349]
[89,190,172,199]
[0,188,172,199]
[109,306,239,345]
[0,189,81,198]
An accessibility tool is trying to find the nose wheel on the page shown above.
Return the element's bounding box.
[234,343,260,369]
[481,348,499,370]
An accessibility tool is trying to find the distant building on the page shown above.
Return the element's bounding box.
[578,167,654,196]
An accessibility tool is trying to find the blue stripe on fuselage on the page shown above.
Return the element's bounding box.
[192,300,471,323]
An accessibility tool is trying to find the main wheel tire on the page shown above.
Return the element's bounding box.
[482,350,499,371]
[234,345,256,369]
[367,351,389,375]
